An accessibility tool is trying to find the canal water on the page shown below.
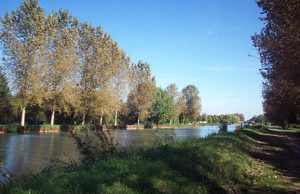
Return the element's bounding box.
[0,125,236,178]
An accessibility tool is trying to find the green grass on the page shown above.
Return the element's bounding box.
[1,129,295,194]
[269,127,300,134]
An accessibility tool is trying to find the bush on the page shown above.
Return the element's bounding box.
[154,128,176,146]
[219,121,228,132]
[2,123,18,133]
[70,126,120,161]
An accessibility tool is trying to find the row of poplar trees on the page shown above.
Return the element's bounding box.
[0,0,131,126]
[252,0,300,128]
[0,0,202,127]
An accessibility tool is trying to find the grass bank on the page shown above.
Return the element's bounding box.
[2,127,299,193]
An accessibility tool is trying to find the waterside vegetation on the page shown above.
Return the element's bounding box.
[1,126,299,193]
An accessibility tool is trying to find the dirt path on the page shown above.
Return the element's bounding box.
[275,131,300,192]
[246,128,300,193]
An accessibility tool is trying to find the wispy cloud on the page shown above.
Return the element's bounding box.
[206,66,257,72]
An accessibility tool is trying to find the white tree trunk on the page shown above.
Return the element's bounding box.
[82,113,86,125]
[114,110,118,126]
[21,107,26,127]
[50,108,55,126]
[137,117,140,128]
[99,115,103,126]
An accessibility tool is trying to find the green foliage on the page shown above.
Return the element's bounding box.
[25,105,48,124]
[207,116,213,124]
[205,114,240,124]
[154,128,176,146]
[0,72,13,123]
[234,113,245,122]
[182,85,201,123]
[255,115,265,124]
[1,123,18,133]
[250,114,266,124]
[165,83,186,124]
[221,114,239,124]
[149,88,175,124]
[126,61,156,124]
[36,111,47,124]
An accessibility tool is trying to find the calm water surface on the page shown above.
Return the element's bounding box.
[0,125,235,178]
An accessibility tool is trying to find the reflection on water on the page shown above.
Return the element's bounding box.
[0,125,235,178]
[0,133,80,179]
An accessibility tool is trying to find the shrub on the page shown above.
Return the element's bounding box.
[70,126,120,161]
[219,121,228,132]
[154,128,176,146]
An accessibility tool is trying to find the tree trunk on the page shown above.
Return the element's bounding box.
[21,107,26,127]
[114,110,118,126]
[137,117,140,128]
[99,115,103,126]
[282,121,289,129]
[50,106,55,126]
[82,113,86,125]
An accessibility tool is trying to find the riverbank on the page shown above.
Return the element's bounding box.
[0,123,227,133]
[2,126,299,193]
[173,123,239,129]
[0,124,174,133]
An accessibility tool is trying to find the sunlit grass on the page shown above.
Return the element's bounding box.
[269,128,300,134]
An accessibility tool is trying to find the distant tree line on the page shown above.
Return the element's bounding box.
[0,0,202,127]
[249,115,266,124]
[199,113,244,124]
[252,0,300,128]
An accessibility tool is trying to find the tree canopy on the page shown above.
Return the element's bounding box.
[252,0,300,128]
[182,85,202,123]
[0,70,13,123]
[149,88,175,125]
[0,0,131,126]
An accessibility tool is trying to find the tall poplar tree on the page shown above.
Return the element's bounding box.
[252,0,300,128]
[77,23,102,125]
[166,83,186,124]
[43,10,79,126]
[110,53,131,126]
[91,87,113,125]
[127,61,156,126]
[0,0,46,126]
[182,85,201,123]
[77,24,127,125]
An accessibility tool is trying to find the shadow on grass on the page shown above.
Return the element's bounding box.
[140,146,228,193]
[240,128,300,184]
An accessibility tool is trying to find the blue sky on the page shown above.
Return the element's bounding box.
[1,0,264,119]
